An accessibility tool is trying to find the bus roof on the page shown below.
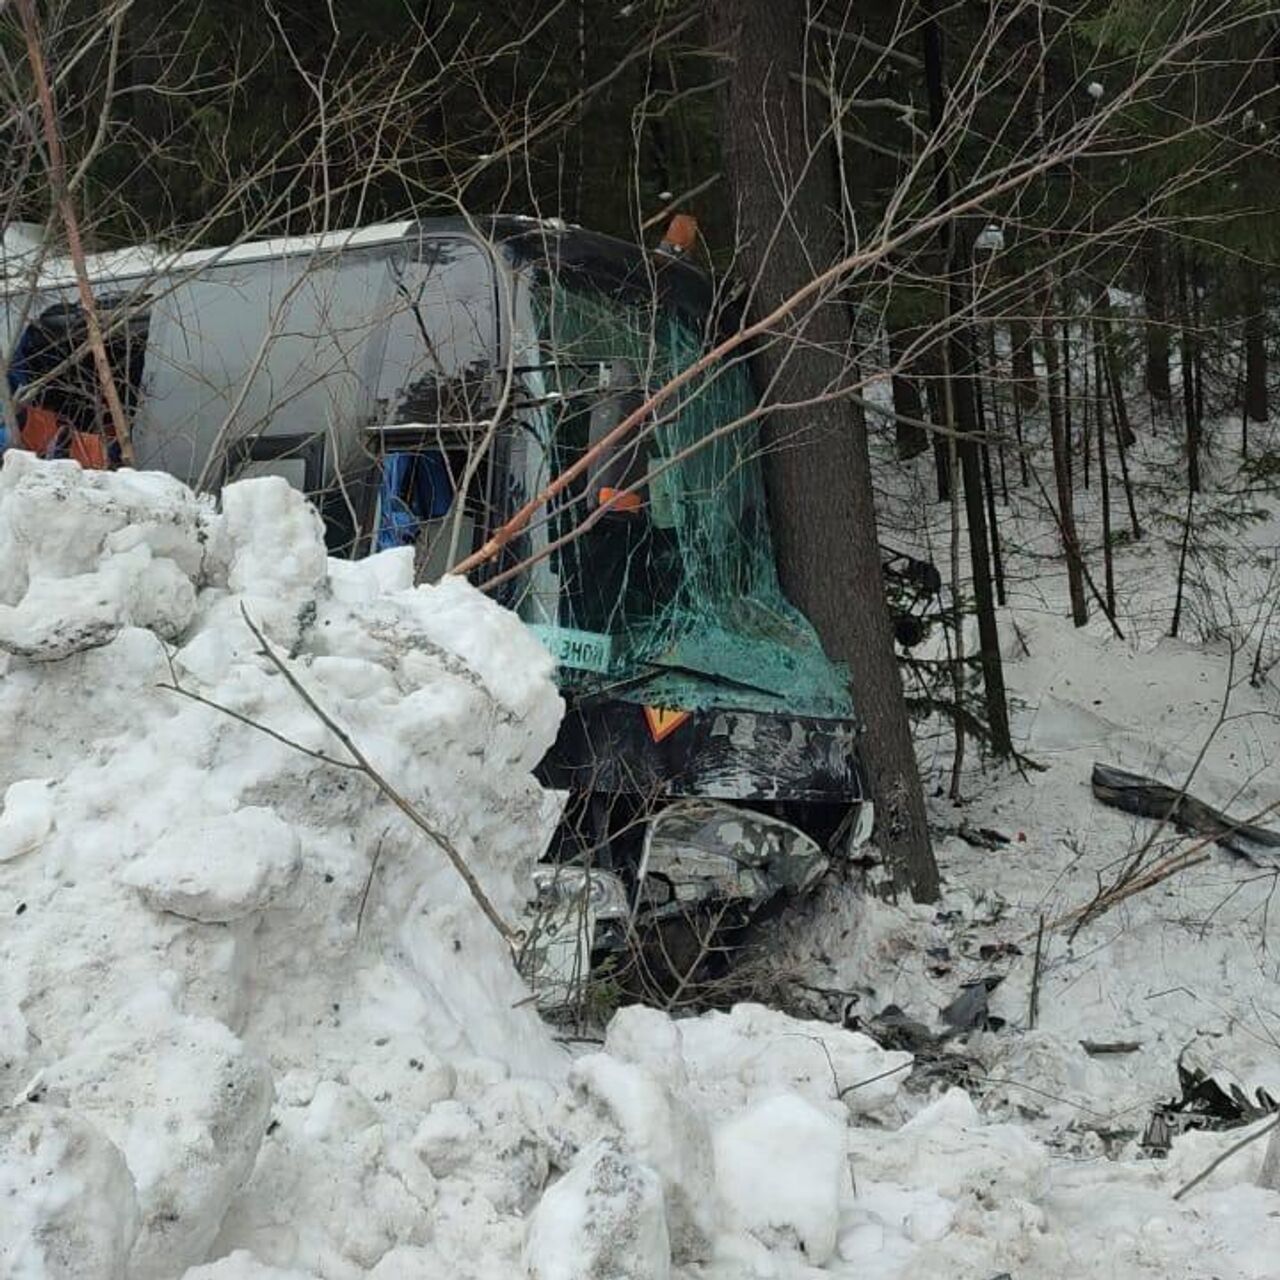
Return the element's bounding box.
[1,213,716,321]
[1,220,419,291]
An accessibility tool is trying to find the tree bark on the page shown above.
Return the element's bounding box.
[889,324,930,460]
[1093,319,1116,618]
[1096,288,1136,448]
[1061,309,1073,492]
[921,14,1012,757]
[1042,286,1089,626]
[705,0,938,901]
[919,340,952,501]
[1177,247,1201,494]
[1143,232,1173,403]
[1009,317,1039,410]
[1245,273,1268,425]
[973,357,1006,605]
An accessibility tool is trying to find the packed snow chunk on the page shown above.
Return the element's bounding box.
[43,1003,273,1280]
[121,808,302,923]
[0,453,206,658]
[712,1094,849,1265]
[568,1049,717,1262]
[0,998,36,1096]
[1,459,580,1277]
[602,1005,689,1090]
[347,1033,456,1114]
[404,574,561,734]
[0,1105,140,1280]
[411,1100,481,1178]
[183,1253,320,1280]
[221,477,328,607]
[214,1081,433,1273]
[525,1138,670,1280]
[677,1002,911,1122]
[326,547,415,603]
[855,1087,1048,1204]
[1259,1120,1280,1191]
[0,449,212,594]
[0,544,196,659]
[0,776,54,862]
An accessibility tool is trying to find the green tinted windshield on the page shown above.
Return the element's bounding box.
[521,271,854,721]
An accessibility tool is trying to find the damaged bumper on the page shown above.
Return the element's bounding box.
[519,797,873,1009]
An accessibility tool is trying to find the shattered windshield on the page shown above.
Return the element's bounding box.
[513,261,854,721]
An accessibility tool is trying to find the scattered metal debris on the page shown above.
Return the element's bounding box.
[1141,1059,1275,1158]
[1091,762,1280,864]
[940,976,1005,1034]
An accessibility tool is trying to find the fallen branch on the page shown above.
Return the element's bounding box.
[1080,1040,1141,1056]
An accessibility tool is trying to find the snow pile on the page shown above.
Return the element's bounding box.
[0,452,564,1276]
[0,454,918,1280]
[5,451,1280,1280]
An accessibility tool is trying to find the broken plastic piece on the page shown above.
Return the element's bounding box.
[1091,762,1280,864]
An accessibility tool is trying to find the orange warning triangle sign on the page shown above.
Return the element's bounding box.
[643,705,692,743]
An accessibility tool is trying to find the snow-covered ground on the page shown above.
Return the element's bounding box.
[4,388,1280,1280]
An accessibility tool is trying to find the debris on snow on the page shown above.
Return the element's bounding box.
[1091,760,1280,863]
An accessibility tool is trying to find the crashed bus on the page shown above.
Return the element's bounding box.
[0,214,877,997]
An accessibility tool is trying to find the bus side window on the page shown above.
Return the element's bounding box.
[370,236,499,579]
[7,297,148,468]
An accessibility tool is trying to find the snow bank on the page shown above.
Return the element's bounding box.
[0,455,919,1279]
[5,452,1277,1280]
[0,453,566,1276]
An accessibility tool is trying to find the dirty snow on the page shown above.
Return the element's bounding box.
[2,438,1280,1280]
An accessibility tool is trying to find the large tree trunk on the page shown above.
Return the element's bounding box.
[705,0,937,902]
[918,339,952,501]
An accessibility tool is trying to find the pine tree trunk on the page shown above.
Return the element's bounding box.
[1245,275,1268,425]
[1042,288,1089,626]
[1061,310,1074,493]
[922,10,1011,758]
[1104,351,1143,541]
[973,361,1006,605]
[985,324,1009,501]
[1094,321,1116,617]
[1178,248,1201,494]
[1097,289,1136,448]
[705,0,938,901]
[1192,258,1206,430]
[949,308,1013,752]
[1144,232,1173,403]
[889,324,930,459]
[920,342,951,501]
[1010,317,1038,409]
[1012,373,1029,486]
[1082,326,1091,491]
